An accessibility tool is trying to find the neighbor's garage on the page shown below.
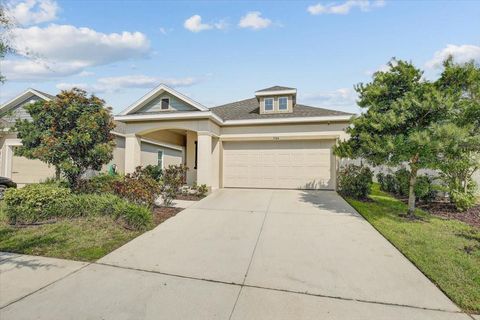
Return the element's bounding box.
[222,139,336,190]
[11,154,55,186]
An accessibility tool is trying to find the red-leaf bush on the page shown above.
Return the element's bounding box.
[113,166,161,208]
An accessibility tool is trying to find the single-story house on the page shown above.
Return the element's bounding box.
[114,84,352,190]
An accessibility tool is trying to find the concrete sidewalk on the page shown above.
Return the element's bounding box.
[1,189,476,319]
[0,253,87,308]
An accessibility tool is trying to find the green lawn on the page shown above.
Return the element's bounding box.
[346,184,480,313]
[0,206,143,262]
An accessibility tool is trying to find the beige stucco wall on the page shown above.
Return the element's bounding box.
[140,141,183,168]
[122,119,220,137]
[103,135,126,173]
[142,130,186,146]
[220,122,350,141]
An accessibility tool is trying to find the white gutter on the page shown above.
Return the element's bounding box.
[114,111,224,125]
[114,112,352,126]
[255,89,297,96]
[221,115,352,126]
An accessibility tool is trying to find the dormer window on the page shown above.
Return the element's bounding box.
[278,97,288,111]
[264,98,274,112]
[161,98,169,110]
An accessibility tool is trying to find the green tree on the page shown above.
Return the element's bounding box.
[334,59,450,217]
[14,88,115,187]
[432,58,480,210]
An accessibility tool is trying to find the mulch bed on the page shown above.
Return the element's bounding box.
[175,194,204,201]
[419,202,480,228]
[152,206,183,226]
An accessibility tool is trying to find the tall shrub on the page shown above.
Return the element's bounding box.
[337,164,373,200]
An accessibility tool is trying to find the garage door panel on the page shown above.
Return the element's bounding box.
[11,155,56,185]
[223,140,335,190]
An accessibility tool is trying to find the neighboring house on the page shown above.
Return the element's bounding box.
[115,84,352,190]
[0,88,183,186]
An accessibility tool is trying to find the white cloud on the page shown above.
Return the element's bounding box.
[56,75,200,94]
[301,88,358,113]
[6,0,59,25]
[78,71,95,77]
[307,0,385,15]
[238,12,272,30]
[425,44,480,69]
[183,15,227,32]
[3,24,150,81]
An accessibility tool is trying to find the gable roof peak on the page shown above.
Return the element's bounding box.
[256,85,296,92]
[255,86,297,97]
[119,83,208,115]
[0,88,53,113]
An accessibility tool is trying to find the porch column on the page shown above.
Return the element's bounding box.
[196,132,212,187]
[125,133,141,173]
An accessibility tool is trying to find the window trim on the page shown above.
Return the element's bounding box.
[278,96,288,111]
[161,98,170,110]
[264,97,274,112]
[157,149,164,168]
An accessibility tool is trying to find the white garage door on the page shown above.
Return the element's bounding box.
[11,155,56,186]
[223,140,336,190]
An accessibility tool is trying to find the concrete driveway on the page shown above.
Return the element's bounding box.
[1,189,473,319]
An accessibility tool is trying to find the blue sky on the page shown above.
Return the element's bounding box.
[1,0,479,114]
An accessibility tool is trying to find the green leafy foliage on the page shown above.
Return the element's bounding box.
[432,59,480,211]
[377,170,436,203]
[337,164,373,200]
[414,175,437,203]
[4,184,70,224]
[377,173,397,194]
[56,194,152,230]
[334,59,455,216]
[196,184,208,198]
[3,184,152,231]
[161,165,188,206]
[75,173,122,194]
[394,168,411,197]
[14,88,115,187]
[113,166,161,208]
[143,164,163,182]
[449,188,477,212]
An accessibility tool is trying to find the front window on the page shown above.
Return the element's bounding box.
[279,97,288,111]
[161,98,169,110]
[264,98,274,112]
[157,150,164,168]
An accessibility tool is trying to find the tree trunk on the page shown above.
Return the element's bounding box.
[55,167,61,181]
[407,166,418,217]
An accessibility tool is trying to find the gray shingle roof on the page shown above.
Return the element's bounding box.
[210,97,352,121]
[34,89,55,100]
[256,86,296,92]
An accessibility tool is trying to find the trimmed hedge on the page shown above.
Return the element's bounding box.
[4,184,152,230]
[4,184,71,224]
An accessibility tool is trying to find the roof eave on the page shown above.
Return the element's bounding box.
[255,89,297,97]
